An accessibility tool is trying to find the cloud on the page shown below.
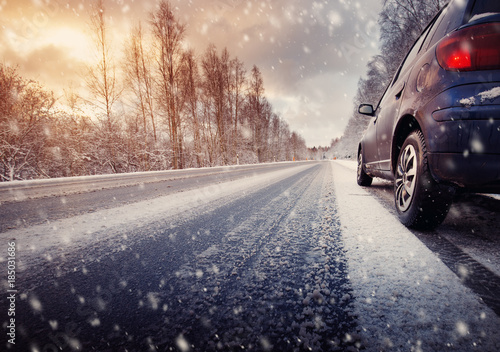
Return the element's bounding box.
[1,42,84,97]
[178,0,381,145]
[269,69,360,145]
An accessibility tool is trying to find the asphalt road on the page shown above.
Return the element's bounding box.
[1,162,358,351]
[1,161,499,351]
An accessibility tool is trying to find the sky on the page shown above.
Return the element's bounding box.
[0,0,383,147]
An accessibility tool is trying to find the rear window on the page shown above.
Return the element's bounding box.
[470,0,500,19]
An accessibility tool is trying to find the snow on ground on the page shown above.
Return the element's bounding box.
[0,162,299,203]
[331,160,500,351]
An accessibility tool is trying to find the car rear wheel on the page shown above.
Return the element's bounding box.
[395,130,454,229]
[357,148,373,186]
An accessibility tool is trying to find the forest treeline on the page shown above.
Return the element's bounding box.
[332,0,447,158]
[0,0,308,181]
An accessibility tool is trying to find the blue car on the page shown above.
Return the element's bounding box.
[357,0,500,229]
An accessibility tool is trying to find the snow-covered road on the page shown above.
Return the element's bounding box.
[331,161,500,351]
[1,161,499,351]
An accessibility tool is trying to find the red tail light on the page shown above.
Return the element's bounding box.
[437,23,500,71]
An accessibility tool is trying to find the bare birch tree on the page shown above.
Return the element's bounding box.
[85,0,123,173]
[202,44,230,164]
[124,23,158,170]
[247,65,266,162]
[86,0,122,124]
[227,57,246,163]
[180,49,204,167]
[151,0,186,170]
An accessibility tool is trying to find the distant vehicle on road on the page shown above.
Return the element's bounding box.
[357,0,500,229]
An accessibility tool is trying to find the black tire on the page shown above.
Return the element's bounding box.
[357,148,373,187]
[394,130,455,230]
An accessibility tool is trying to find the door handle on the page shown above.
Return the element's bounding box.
[395,84,405,100]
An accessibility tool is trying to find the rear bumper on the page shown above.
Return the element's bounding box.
[428,152,500,192]
[427,117,500,154]
[423,85,500,191]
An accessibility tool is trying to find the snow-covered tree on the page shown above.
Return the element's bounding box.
[1,1,310,180]
[0,65,55,181]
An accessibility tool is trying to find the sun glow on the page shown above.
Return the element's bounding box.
[42,27,94,64]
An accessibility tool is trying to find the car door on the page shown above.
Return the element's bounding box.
[375,74,407,171]
[361,111,380,171]
[361,84,389,172]
[376,22,435,171]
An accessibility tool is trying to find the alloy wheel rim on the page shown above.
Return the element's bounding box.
[395,144,417,212]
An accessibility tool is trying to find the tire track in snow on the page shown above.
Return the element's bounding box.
[414,233,500,317]
[154,162,358,351]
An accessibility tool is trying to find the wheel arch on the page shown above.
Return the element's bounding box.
[391,114,422,175]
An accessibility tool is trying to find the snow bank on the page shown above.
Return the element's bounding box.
[331,160,500,351]
[0,162,301,203]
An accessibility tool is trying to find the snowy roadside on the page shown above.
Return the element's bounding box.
[0,163,316,286]
[331,161,500,351]
[0,162,303,203]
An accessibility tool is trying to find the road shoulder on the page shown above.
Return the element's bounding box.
[330,160,500,351]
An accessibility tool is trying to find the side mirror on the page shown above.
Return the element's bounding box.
[358,104,375,116]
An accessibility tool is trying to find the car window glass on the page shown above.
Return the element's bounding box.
[471,0,500,18]
[391,39,420,86]
[428,0,468,48]
[398,29,428,77]
[392,7,445,85]
[421,4,448,51]
[375,6,443,111]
